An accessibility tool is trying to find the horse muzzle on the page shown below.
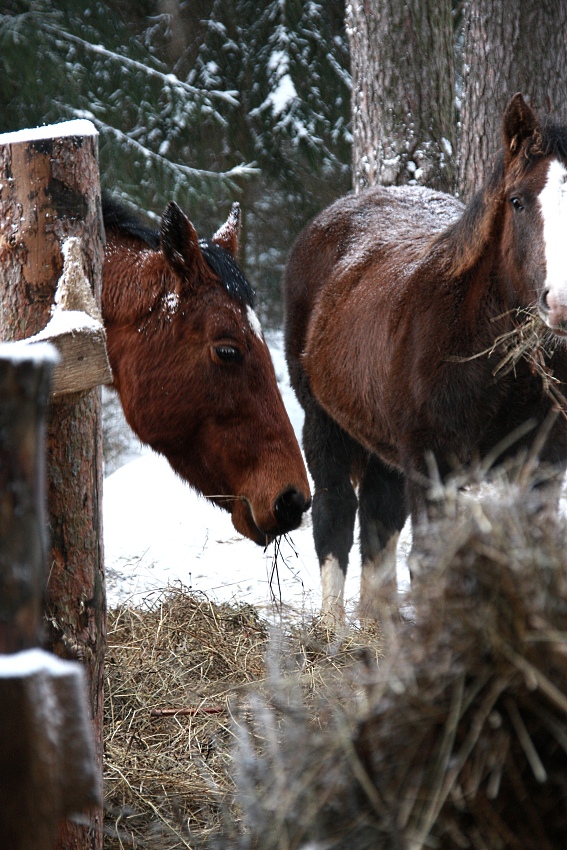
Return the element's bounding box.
[539,289,567,337]
[232,488,311,546]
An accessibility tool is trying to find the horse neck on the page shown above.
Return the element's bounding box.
[102,233,165,326]
[436,156,506,283]
[428,175,529,346]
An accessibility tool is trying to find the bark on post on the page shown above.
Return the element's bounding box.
[347,0,456,193]
[458,0,567,201]
[0,347,55,653]
[0,121,105,850]
[0,344,100,849]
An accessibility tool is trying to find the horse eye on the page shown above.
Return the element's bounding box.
[213,344,243,364]
[510,196,524,211]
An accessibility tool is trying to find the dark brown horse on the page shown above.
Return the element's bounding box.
[102,197,310,545]
[284,94,567,622]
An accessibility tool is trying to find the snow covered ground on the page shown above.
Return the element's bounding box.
[103,330,411,619]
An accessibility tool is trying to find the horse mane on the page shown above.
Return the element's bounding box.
[102,192,160,250]
[431,156,506,279]
[198,239,255,308]
[433,116,567,280]
[102,192,255,308]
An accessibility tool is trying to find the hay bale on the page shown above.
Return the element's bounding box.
[229,486,567,850]
[103,587,269,848]
[103,584,383,848]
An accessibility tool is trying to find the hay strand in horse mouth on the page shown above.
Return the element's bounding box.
[448,308,567,419]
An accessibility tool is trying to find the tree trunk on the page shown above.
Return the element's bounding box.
[0,123,105,850]
[458,0,567,201]
[347,0,456,192]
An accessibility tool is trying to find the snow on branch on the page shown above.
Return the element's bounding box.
[41,21,239,107]
[66,107,259,184]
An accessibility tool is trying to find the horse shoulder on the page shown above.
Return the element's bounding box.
[288,186,471,456]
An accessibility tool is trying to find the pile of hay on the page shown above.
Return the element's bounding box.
[103,484,567,849]
[229,485,567,850]
[103,588,270,847]
[103,585,383,848]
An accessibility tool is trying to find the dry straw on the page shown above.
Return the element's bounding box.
[228,484,567,850]
[103,586,383,848]
[451,307,567,421]
[104,480,567,849]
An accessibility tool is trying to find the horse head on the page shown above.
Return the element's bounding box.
[102,199,311,545]
[501,93,567,337]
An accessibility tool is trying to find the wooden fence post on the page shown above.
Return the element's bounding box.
[0,344,100,850]
[0,121,106,850]
[0,346,54,653]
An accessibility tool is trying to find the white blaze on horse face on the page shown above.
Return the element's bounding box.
[539,158,567,327]
[246,305,264,340]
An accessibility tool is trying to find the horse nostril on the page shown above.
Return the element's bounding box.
[540,289,550,313]
[273,487,309,533]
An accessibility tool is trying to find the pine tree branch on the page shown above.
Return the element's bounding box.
[60,106,259,184]
[40,20,239,107]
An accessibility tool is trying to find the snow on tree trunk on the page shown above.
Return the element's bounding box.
[347,0,456,192]
[458,0,567,201]
[0,121,105,850]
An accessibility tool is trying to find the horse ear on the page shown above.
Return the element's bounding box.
[503,93,538,156]
[160,202,202,277]
[211,202,241,257]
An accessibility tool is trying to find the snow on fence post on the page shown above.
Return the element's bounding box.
[0,121,106,850]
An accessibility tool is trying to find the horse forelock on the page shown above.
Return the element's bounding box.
[522,117,567,165]
[198,239,255,308]
[502,120,567,195]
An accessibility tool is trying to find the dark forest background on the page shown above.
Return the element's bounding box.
[2,2,566,327]
[0,0,351,327]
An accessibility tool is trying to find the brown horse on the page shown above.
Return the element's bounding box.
[102,196,310,545]
[284,94,567,622]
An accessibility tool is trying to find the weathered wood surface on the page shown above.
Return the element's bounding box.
[26,236,113,397]
[0,121,106,850]
[0,347,54,652]
[0,648,100,850]
[0,346,100,849]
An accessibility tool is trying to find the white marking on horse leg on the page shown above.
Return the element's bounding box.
[539,159,567,328]
[246,305,264,340]
[359,532,400,621]
[320,555,345,626]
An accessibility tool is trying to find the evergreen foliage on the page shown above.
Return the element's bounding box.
[0,0,351,324]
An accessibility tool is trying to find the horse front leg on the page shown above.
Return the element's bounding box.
[313,478,358,625]
[358,456,407,621]
[303,403,360,627]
